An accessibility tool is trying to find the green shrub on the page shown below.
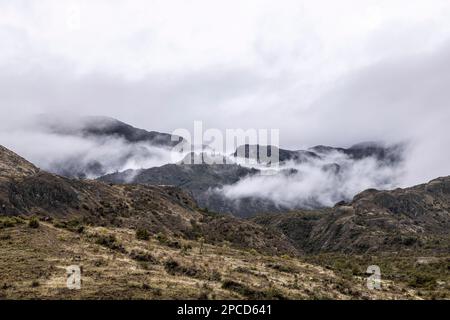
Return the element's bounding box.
[53,219,85,233]
[136,228,150,241]
[129,250,156,263]
[95,234,125,253]
[0,216,23,229]
[28,218,40,229]
[408,273,437,288]
[221,280,285,299]
[164,259,202,278]
[155,232,168,244]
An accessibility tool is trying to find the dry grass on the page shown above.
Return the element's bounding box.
[0,221,420,300]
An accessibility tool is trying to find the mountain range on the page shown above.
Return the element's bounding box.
[23,116,406,216]
[0,143,448,299]
[1,116,448,299]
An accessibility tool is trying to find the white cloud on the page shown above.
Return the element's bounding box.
[0,0,449,190]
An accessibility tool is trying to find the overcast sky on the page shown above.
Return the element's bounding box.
[1,0,450,184]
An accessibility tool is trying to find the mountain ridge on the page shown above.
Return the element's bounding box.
[0,144,295,255]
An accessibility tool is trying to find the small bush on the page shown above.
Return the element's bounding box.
[129,250,156,263]
[53,219,85,233]
[95,234,125,253]
[164,259,202,278]
[208,270,222,282]
[155,233,168,244]
[0,216,23,229]
[221,280,260,298]
[167,240,181,249]
[408,273,437,288]
[28,218,40,229]
[266,263,297,273]
[221,280,285,300]
[180,243,192,255]
[136,228,150,241]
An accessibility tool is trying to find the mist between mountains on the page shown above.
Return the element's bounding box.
[171,120,280,169]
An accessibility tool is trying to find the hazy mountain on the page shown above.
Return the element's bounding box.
[36,115,184,147]
[0,144,294,254]
[234,142,404,165]
[30,115,185,179]
[100,141,405,217]
[253,176,450,254]
[310,141,405,164]
[99,163,263,214]
[1,144,447,299]
[233,144,321,164]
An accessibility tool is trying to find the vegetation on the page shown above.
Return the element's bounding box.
[0,216,23,229]
[28,217,40,229]
[303,253,450,299]
[135,228,150,241]
[94,234,126,253]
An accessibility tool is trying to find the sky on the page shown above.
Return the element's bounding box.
[0,0,450,186]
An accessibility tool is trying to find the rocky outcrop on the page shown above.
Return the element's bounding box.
[254,176,450,254]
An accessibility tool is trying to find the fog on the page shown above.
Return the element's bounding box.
[0,116,184,178]
[219,149,405,208]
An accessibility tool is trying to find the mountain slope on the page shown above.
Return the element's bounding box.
[99,163,266,215]
[31,115,185,178]
[234,142,404,165]
[0,145,294,255]
[0,145,446,299]
[37,115,184,148]
[233,144,321,164]
[0,220,418,300]
[253,176,450,254]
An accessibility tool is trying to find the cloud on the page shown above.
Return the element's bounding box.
[219,149,404,208]
[0,116,185,178]
[0,0,449,199]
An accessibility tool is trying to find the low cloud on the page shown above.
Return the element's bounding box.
[219,149,404,208]
[0,116,184,178]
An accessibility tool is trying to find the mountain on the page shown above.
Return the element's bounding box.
[32,115,185,179]
[234,142,404,165]
[253,176,450,254]
[233,144,321,164]
[0,145,294,255]
[1,145,448,299]
[100,141,405,217]
[310,141,404,164]
[37,115,184,147]
[99,162,300,216]
[99,163,264,214]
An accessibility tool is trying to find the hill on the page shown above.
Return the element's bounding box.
[253,176,450,254]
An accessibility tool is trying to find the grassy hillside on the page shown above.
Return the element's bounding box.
[0,217,417,300]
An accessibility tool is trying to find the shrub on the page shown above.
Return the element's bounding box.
[208,270,222,282]
[164,259,202,278]
[28,218,40,229]
[221,280,261,298]
[408,273,437,288]
[52,219,84,233]
[129,250,156,263]
[167,240,181,249]
[221,280,285,299]
[0,216,23,229]
[95,234,125,253]
[155,232,168,244]
[136,228,150,241]
[265,263,297,273]
[180,243,192,255]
